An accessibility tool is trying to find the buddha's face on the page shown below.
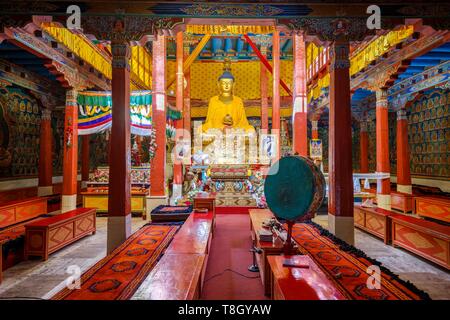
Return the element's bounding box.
[218,79,234,97]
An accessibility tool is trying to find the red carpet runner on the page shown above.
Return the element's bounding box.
[201,214,267,300]
[52,224,178,300]
[291,223,429,300]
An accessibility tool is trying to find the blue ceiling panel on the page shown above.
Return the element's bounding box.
[0,41,57,82]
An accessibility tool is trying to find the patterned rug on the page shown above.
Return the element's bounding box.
[52,224,178,300]
[290,222,431,300]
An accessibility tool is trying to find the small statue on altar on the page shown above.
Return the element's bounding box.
[201,71,255,133]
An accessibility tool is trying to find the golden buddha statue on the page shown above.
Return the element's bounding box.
[201,71,255,133]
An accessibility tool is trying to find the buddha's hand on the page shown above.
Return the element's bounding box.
[222,114,233,126]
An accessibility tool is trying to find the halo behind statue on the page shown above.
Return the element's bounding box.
[264,155,326,253]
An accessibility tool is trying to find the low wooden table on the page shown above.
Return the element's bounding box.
[193,193,216,228]
[249,209,297,296]
[414,196,450,223]
[25,208,96,261]
[267,255,345,300]
[354,204,393,243]
[391,191,414,214]
[0,197,47,229]
[391,213,450,270]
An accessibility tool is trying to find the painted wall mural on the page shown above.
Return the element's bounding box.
[0,86,41,178]
[0,86,66,179]
[407,88,449,178]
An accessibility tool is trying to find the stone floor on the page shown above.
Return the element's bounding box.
[0,217,147,300]
[0,215,449,300]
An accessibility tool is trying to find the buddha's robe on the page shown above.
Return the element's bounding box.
[202,95,254,132]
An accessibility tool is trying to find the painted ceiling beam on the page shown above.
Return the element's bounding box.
[0,58,64,99]
[3,27,110,90]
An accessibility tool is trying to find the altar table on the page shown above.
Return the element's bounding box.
[81,187,147,219]
[267,255,345,300]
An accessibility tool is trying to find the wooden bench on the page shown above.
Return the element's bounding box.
[166,211,214,291]
[25,208,96,261]
[391,191,414,214]
[0,197,47,229]
[391,213,450,270]
[0,242,2,284]
[133,253,206,300]
[267,255,345,300]
[354,204,393,244]
[414,196,450,223]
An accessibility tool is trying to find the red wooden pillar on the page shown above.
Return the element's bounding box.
[183,43,191,141]
[396,109,412,194]
[375,89,391,209]
[38,108,53,196]
[272,30,281,159]
[149,34,167,207]
[107,39,132,253]
[311,120,319,140]
[61,89,78,213]
[172,31,184,204]
[328,41,354,244]
[292,33,308,156]
[81,135,90,188]
[260,46,269,134]
[359,121,369,173]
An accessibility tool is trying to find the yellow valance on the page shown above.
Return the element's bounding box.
[186,25,276,35]
[350,25,414,76]
[42,23,112,79]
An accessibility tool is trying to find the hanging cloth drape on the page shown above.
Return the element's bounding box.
[77,91,181,136]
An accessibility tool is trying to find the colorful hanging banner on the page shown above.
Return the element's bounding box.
[77,91,181,136]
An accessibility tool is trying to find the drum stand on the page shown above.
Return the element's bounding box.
[248,246,262,272]
[283,220,296,256]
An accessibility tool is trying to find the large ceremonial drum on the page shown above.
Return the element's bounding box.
[264,155,325,222]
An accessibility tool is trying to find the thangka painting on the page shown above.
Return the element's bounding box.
[259,134,277,164]
[408,88,449,178]
[310,139,322,160]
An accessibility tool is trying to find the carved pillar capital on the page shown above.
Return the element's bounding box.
[66,89,78,106]
[329,41,350,72]
[111,40,131,70]
[40,108,52,121]
[360,120,368,132]
[397,109,408,121]
[375,89,388,108]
